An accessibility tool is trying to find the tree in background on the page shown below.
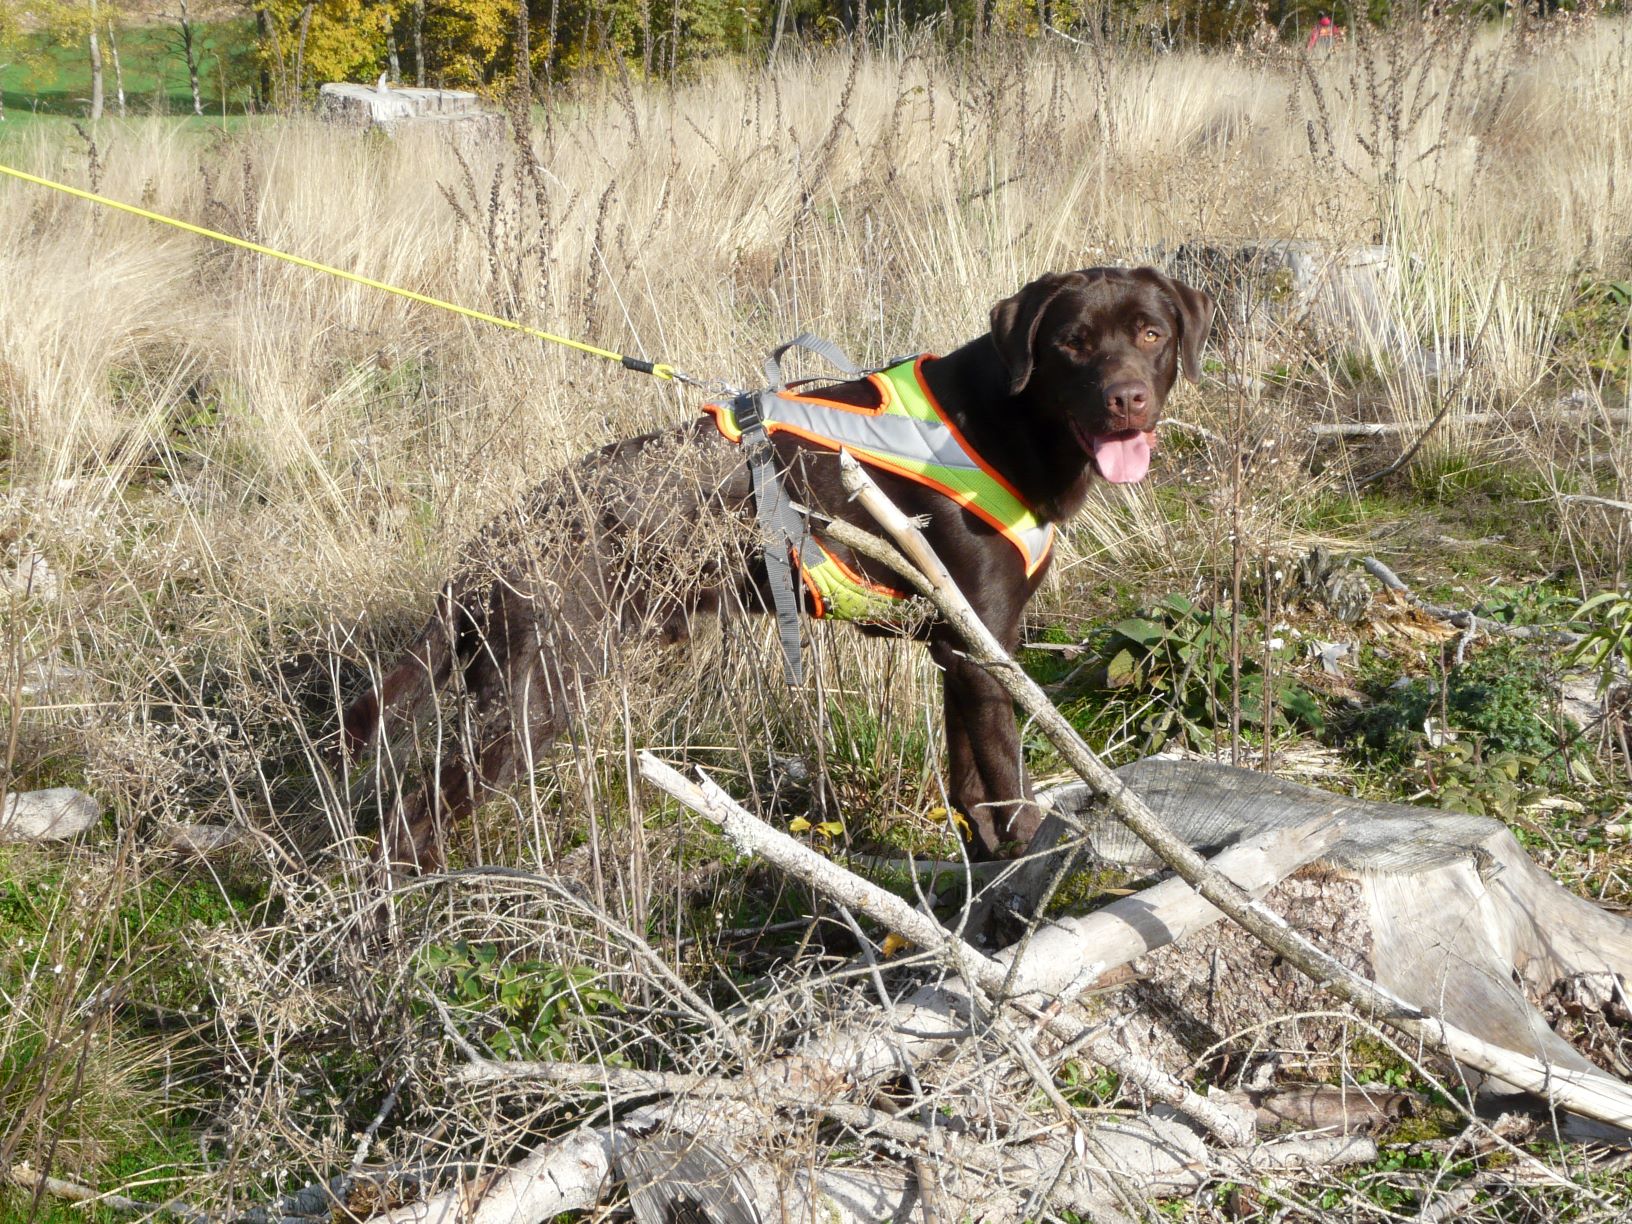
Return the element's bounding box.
[0,0,28,119]
[174,0,205,114]
[257,0,405,105]
[104,8,126,115]
[420,0,514,86]
[527,0,765,83]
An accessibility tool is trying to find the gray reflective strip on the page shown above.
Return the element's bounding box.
[766,394,1055,572]
[1021,522,1054,562]
[766,397,981,476]
[765,333,864,388]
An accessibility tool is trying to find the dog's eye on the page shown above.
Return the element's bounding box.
[1139,328,1163,346]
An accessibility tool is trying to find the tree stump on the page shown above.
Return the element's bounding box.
[1054,757,1632,1134]
[317,83,504,142]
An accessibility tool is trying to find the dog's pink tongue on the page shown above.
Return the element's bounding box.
[1090,431,1154,484]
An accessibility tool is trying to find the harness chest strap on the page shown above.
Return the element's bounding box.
[729,388,813,685]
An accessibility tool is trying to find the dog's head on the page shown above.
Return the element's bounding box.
[989,267,1213,485]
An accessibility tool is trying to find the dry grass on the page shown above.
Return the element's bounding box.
[2,15,1631,1221]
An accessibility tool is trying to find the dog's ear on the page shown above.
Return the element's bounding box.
[989,273,1076,395]
[1139,270,1215,384]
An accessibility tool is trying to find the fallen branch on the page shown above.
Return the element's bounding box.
[1360,557,1583,646]
[825,448,1632,1129]
[1310,415,1498,440]
[1355,395,1462,488]
[637,752,1261,1146]
[419,1069,1379,1224]
[4,1163,205,1224]
[1559,493,1632,515]
[1311,407,1631,442]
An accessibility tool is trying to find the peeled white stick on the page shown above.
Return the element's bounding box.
[638,751,1261,1146]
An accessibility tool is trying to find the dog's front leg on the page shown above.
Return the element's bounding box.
[930,638,1040,859]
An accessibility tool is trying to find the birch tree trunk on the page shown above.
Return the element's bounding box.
[88,0,105,121]
[768,0,790,63]
[413,0,426,86]
[178,0,203,116]
[105,20,126,117]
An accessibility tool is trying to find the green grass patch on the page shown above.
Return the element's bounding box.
[1,22,260,119]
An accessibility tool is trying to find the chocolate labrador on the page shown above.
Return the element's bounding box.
[343,267,1213,874]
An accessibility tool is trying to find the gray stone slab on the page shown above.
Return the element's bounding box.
[1,788,100,841]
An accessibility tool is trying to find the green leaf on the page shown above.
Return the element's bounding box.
[1105,648,1140,687]
[1277,683,1325,732]
[1109,617,1168,647]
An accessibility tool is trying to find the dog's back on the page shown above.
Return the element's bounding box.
[343,420,755,872]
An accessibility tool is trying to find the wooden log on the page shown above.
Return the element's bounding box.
[638,751,1265,1146]
[376,1086,1379,1224]
[994,815,1346,999]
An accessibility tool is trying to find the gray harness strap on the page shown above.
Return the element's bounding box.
[741,334,866,686]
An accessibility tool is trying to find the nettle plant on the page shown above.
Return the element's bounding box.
[1351,642,1570,821]
[1568,590,1632,699]
[418,942,626,1062]
[1068,594,1324,756]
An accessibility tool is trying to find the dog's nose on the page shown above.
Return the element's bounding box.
[1103,380,1152,427]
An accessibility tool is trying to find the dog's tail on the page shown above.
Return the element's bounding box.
[342,593,461,762]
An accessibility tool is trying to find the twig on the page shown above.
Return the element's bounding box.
[351,1074,409,1173]
[1559,493,1632,515]
[1157,417,1227,446]
[1310,414,1500,440]
[827,448,1632,1130]
[1355,395,1461,488]
[412,865,748,1063]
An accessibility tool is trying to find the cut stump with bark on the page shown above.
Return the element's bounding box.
[1058,757,1632,1136]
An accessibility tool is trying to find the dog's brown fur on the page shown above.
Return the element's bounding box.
[344,268,1213,873]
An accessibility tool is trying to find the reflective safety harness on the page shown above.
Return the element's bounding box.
[705,336,1055,684]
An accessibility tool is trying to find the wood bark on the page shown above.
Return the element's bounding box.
[105,21,125,117]
[177,0,203,116]
[413,1,426,87]
[643,757,1357,1148]
[387,1078,1378,1224]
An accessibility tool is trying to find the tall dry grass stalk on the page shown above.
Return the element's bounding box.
[1,19,1630,1213]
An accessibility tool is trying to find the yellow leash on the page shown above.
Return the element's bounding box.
[0,160,705,388]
